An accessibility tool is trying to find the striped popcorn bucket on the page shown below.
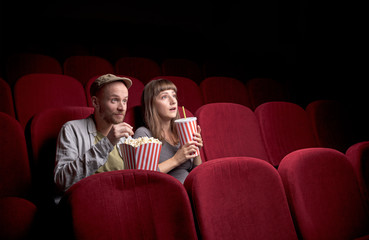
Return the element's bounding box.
[174,117,200,157]
[120,142,162,171]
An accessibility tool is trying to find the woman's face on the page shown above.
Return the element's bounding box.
[153,89,178,121]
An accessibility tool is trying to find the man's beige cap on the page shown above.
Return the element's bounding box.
[90,74,132,96]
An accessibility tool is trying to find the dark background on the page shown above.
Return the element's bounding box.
[1,1,368,109]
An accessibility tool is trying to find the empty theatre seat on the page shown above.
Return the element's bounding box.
[85,75,144,109]
[184,157,298,240]
[161,58,203,84]
[151,76,204,114]
[14,73,87,129]
[5,53,63,87]
[0,77,15,117]
[63,56,115,86]
[346,141,369,208]
[30,106,94,206]
[279,148,369,240]
[255,102,318,167]
[246,78,289,110]
[115,57,161,84]
[0,196,37,240]
[200,76,250,107]
[63,170,198,240]
[195,103,268,162]
[0,112,32,198]
[306,99,365,153]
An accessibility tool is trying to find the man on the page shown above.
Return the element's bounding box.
[54,74,134,192]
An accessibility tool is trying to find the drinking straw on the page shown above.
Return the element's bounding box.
[182,106,187,119]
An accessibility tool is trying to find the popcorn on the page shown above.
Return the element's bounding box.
[123,136,162,147]
[120,137,162,171]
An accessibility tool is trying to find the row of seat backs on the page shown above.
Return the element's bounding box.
[1,109,368,239]
[3,53,256,86]
[56,151,369,239]
[1,74,288,129]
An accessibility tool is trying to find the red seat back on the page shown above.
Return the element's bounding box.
[161,58,203,84]
[14,73,87,129]
[196,103,268,162]
[0,113,31,197]
[279,148,369,239]
[115,57,161,84]
[200,77,250,107]
[6,53,62,86]
[0,77,15,117]
[246,78,289,109]
[184,157,298,240]
[255,102,318,167]
[306,100,363,152]
[64,170,198,240]
[63,56,114,86]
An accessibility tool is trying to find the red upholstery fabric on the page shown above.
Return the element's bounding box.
[14,73,87,129]
[346,141,369,209]
[64,170,198,240]
[63,56,114,86]
[0,197,37,240]
[30,106,94,204]
[0,77,15,117]
[255,102,318,167]
[115,57,161,84]
[0,113,31,197]
[195,103,268,162]
[161,58,203,84]
[246,78,289,110]
[5,53,62,86]
[152,76,204,114]
[200,77,250,107]
[85,75,144,109]
[306,100,362,152]
[184,157,298,240]
[278,148,369,239]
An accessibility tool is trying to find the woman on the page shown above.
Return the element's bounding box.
[134,78,202,183]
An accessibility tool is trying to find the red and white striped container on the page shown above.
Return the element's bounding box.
[174,117,200,157]
[120,141,162,171]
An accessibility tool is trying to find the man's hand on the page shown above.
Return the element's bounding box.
[107,122,134,145]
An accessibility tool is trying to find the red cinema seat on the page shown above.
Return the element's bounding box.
[14,73,87,129]
[63,170,198,240]
[184,157,298,240]
[115,57,161,84]
[246,78,289,110]
[346,141,369,209]
[0,77,15,117]
[63,56,115,86]
[5,53,62,87]
[195,103,268,162]
[161,58,203,84]
[306,99,365,153]
[30,106,94,205]
[85,75,144,110]
[200,76,250,107]
[151,76,204,114]
[255,102,318,167]
[278,148,369,239]
[0,197,37,240]
[0,112,31,198]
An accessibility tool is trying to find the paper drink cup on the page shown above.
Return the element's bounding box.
[120,142,162,171]
[174,117,200,157]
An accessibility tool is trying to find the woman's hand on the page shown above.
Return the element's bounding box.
[193,125,203,149]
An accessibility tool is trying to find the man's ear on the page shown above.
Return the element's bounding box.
[91,96,99,109]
